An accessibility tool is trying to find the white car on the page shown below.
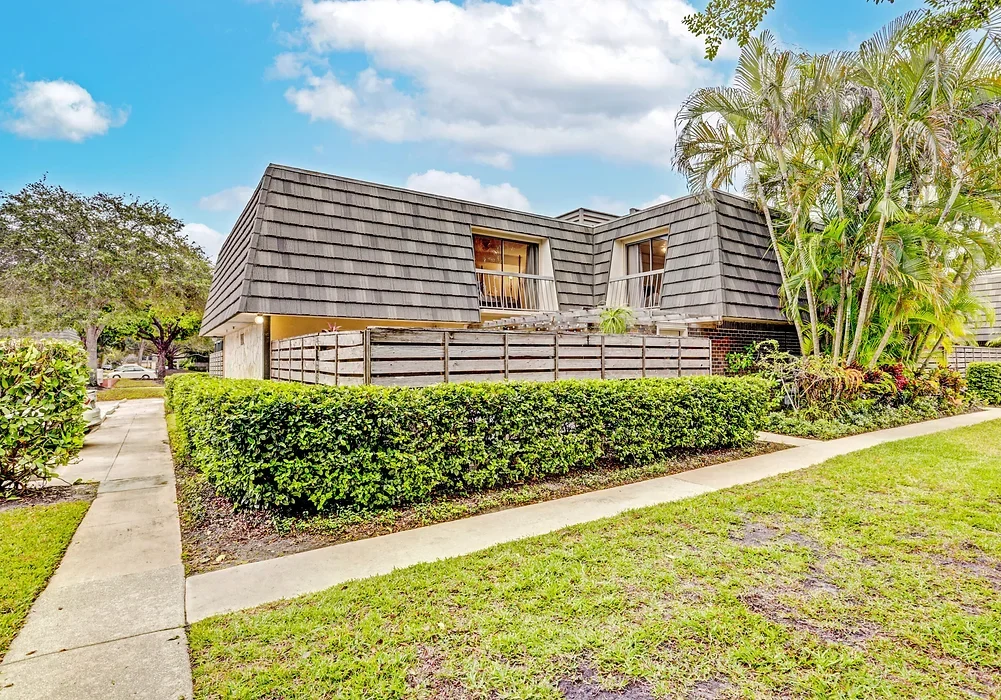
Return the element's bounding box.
[110,364,155,379]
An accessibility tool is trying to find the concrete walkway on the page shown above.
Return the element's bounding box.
[185,408,1001,623]
[0,400,192,699]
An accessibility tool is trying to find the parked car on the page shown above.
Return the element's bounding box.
[110,363,155,379]
[82,390,102,432]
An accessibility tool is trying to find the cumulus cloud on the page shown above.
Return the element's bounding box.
[278,0,726,165]
[198,186,255,211]
[4,78,128,142]
[471,151,514,170]
[405,170,530,211]
[181,223,226,262]
[588,196,628,215]
[640,193,674,209]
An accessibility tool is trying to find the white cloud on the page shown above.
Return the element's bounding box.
[267,51,329,79]
[471,151,513,169]
[278,0,726,165]
[640,193,673,209]
[4,79,127,142]
[588,196,627,214]
[405,170,530,211]
[198,186,255,212]
[182,223,226,262]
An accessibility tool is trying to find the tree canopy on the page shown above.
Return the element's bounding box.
[685,0,1001,60]
[675,15,1001,367]
[0,179,212,376]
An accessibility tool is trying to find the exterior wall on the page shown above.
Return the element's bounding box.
[223,323,266,379]
[270,315,468,341]
[689,320,800,375]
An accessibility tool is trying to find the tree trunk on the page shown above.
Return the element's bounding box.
[848,138,899,364]
[868,317,897,369]
[749,163,807,355]
[84,324,101,385]
[775,151,820,356]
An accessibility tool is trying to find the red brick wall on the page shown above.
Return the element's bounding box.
[689,321,800,375]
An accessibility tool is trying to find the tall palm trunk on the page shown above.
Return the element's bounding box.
[847,137,900,364]
[831,178,848,361]
[869,316,898,368]
[775,149,821,356]
[750,163,807,354]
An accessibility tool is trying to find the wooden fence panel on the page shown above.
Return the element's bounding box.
[208,351,224,377]
[269,328,712,387]
[948,346,1001,373]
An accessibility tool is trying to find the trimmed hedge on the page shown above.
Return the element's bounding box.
[1,339,89,495]
[166,373,773,512]
[968,362,1001,405]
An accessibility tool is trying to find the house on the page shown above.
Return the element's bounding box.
[201,164,801,378]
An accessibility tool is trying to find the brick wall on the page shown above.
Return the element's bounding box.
[689,321,800,374]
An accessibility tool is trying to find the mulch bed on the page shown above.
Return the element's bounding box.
[0,483,98,513]
[175,442,788,576]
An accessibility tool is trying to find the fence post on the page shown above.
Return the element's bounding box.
[600,335,606,380]
[314,333,320,384]
[554,333,560,380]
[641,335,646,378]
[334,333,340,386]
[503,333,510,380]
[363,329,372,385]
[443,331,450,384]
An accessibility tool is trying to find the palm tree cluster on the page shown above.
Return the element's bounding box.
[675,13,1001,368]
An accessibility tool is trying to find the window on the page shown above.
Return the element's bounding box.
[473,235,537,274]
[473,234,542,309]
[626,236,668,275]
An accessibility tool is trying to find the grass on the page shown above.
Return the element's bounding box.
[166,414,785,575]
[96,378,164,401]
[189,420,1001,699]
[0,501,90,656]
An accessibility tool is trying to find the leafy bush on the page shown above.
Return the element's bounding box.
[968,362,1001,405]
[762,396,964,440]
[1,339,89,495]
[166,373,772,512]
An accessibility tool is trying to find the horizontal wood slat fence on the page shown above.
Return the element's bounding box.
[948,346,1001,373]
[269,328,712,387]
[208,350,224,378]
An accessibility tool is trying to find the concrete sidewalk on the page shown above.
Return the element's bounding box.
[0,400,192,699]
[185,408,1001,623]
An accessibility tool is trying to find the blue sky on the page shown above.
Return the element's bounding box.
[1,0,920,259]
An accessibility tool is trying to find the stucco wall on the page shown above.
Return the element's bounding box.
[223,323,265,379]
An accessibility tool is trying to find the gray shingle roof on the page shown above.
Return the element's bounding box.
[202,165,788,335]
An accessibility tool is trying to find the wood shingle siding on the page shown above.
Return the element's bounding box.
[202,165,790,336]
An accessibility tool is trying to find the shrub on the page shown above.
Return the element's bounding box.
[166,373,773,512]
[1,339,89,495]
[968,362,1001,405]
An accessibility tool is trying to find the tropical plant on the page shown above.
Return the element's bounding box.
[598,306,635,334]
[675,18,1001,368]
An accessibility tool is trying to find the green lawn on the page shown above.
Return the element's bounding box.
[96,378,165,401]
[189,421,1001,699]
[0,501,90,656]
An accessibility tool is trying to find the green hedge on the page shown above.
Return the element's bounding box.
[1,339,89,495]
[968,362,1001,405]
[166,373,772,512]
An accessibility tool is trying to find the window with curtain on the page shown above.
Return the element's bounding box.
[625,235,668,275]
[473,235,537,274]
[473,234,540,309]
